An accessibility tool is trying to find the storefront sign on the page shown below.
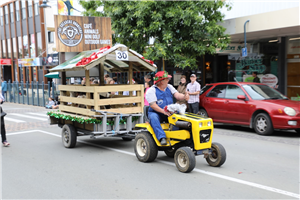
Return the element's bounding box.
[217,43,251,54]
[54,15,112,52]
[261,74,278,88]
[18,58,42,67]
[0,59,11,65]
[42,53,59,66]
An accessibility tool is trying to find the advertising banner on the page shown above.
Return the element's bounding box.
[0,59,12,65]
[54,15,112,52]
[18,58,42,67]
[42,53,59,66]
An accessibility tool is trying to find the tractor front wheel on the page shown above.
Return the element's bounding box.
[174,147,196,173]
[206,142,226,167]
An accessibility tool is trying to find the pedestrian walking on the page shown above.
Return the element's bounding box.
[252,72,260,83]
[186,74,201,114]
[1,77,7,100]
[0,94,10,147]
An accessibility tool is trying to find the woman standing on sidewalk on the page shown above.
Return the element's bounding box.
[0,94,9,147]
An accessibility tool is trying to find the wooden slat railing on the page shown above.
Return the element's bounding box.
[58,84,144,117]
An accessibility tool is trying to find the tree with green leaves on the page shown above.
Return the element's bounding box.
[80,1,231,69]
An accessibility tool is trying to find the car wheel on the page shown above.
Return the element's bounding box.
[174,147,196,173]
[198,109,208,117]
[206,142,226,167]
[295,129,300,134]
[253,113,273,135]
[62,124,77,148]
[134,132,158,162]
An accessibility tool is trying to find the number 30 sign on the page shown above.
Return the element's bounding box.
[115,50,129,61]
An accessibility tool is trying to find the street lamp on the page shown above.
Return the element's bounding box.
[39,0,51,8]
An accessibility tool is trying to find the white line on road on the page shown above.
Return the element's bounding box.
[7,130,300,199]
[9,113,48,121]
[27,113,48,117]
[4,117,26,123]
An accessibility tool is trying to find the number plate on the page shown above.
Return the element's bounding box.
[115,50,129,61]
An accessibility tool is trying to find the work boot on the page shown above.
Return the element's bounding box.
[160,138,167,145]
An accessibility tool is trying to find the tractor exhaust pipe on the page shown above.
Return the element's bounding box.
[175,121,191,129]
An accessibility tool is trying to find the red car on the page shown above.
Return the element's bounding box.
[198,82,300,135]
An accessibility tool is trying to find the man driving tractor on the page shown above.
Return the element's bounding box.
[146,71,190,145]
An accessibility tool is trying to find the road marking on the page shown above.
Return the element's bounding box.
[3,117,26,123]
[7,130,300,199]
[27,112,48,117]
[9,113,48,121]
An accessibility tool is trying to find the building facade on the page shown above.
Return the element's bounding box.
[0,0,53,84]
[208,3,300,99]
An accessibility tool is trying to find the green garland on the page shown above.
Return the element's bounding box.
[47,111,139,126]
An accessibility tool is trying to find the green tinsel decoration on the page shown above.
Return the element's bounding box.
[47,111,139,125]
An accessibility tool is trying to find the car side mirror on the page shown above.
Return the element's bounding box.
[237,95,246,100]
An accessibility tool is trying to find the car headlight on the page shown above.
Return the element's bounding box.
[283,107,296,116]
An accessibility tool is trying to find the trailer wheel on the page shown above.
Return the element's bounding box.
[174,147,196,173]
[206,142,226,167]
[134,132,158,162]
[122,137,133,141]
[62,124,77,148]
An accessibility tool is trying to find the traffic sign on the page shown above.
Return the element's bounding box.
[242,47,247,57]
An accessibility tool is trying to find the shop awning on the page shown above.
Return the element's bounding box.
[45,72,60,79]
[44,72,71,79]
[49,44,157,73]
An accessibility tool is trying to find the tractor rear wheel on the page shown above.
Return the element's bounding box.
[134,132,158,162]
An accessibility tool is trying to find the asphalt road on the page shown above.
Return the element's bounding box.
[1,103,299,199]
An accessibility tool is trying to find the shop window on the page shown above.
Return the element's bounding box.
[21,1,26,19]
[2,40,6,58]
[18,36,22,58]
[48,32,54,43]
[4,6,9,24]
[30,34,36,57]
[0,8,3,26]
[7,38,11,58]
[10,3,14,23]
[16,1,20,21]
[37,32,42,56]
[23,35,29,58]
[34,1,39,16]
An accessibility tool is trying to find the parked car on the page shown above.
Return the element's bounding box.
[198,82,300,135]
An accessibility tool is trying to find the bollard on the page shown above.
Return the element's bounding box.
[8,80,11,102]
[26,81,29,105]
[48,81,50,98]
[42,81,45,107]
[17,81,20,104]
[31,82,34,106]
[37,82,39,106]
[21,82,24,104]
[52,82,55,99]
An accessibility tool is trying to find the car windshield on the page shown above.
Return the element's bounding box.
[242,85,288,100]
[200,85,213,95]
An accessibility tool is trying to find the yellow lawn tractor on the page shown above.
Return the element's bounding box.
[134,112,226,173]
